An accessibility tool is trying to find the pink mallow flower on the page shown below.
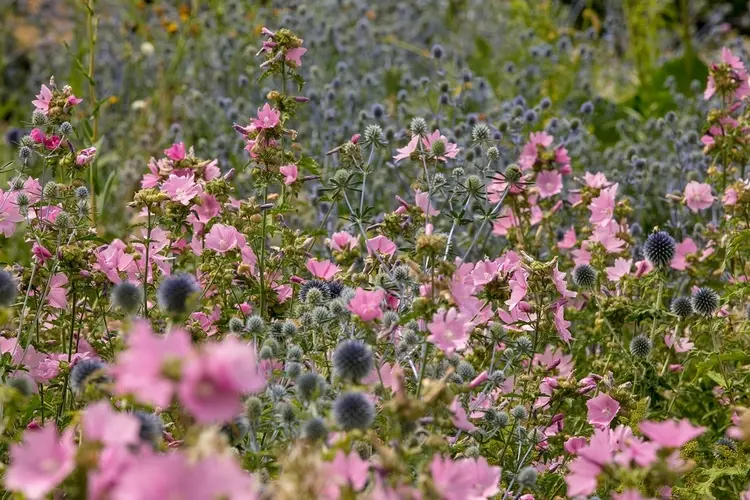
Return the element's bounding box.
[286,47,307,67]
[554,306,573,344]
[427,307,475,355]
[164,142,186,161]
[639,419,706,448]
[161,174,203,206]
[415,189,439,215]
[606,258,632,282]
[328,231,359,251]
[366,235,397,256]
[450,397,477,432]
[684,181,714,213]
[324,451,369,495]
[586,393,620,429]
[429,455,500,500]
[588,183,618,227]
[393,134,419,163]
[47,273,68,309]
[76,147,97,166]
[5,425,76,500]
[178,337,266,423]
[32,84,53,114]
[205,224,245,254]
[252,103,280,129]
[536,170,563,198]
[347,288,385,322]
[306,258,340,280]
[279,164,298,185]
[82,401,140,447]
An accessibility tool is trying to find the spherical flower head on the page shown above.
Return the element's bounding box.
[302,417,328,441]
[157,273,201,316]
[245,315,265,334]
[691,287,720,316]
[630,335,652,357]
[333,340,374,383]
[410,117,428,136]
[300,279,332,303]
[296,372,324,402]
[0,269,18,307]
[670,297,693,319]
[572,264,597,289]
[363,124,386,148]
[471,123,491,144]
[133,411,164,446]
[644,231,676,267]
[333,391,375,430]
[111,281,143,315]
[70,358,108,394]
[516,466,538,486]
[511,405,528,420]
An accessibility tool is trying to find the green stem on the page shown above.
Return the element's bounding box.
[259,186,269,319]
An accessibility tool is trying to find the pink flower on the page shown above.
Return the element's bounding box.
[422,130,460,161]
[393,134,419,163]
[32,84,53,114]
[664,332,694,353]
[279,164,298,185]
[723,187,738,206]
[161,174,203,205]
[606,258,632,282]
[536,171,563,198]
[572,247,592,266]
[565,437,587,455]
[329,231,359,251]
[553,306,573,344]
[639,419,706,448]
[366,235,397,256]
[427,307,475,354]
[671,237,698,271]
[588,183,618,226]
[557,227,577,249]
[31,242,52,264]
[684,181,714,212]
[252,103,280,129]
[113,320,193,407]
[347,288,385,322]
[591,221,625,253]
[67,94,83,106]
[47,273,68,309]
[565,456,601,497]
[76,147,97,166]
[519,132,554,170]
[450,397,477,432]
[415,189,439,215]
[286,47,307,67]
[205,224,245,254]
[94,239,136,283]
[82,401,140,447]
[705,48,750,100]
[5,425,76,499]
[164,142,186,161]
[30,358,60,383]
[324,451,369,493]
[584,172,609,188]
[178,337,266,423]
[586,393,620,429]
[552,263,577,298]
[29,128,60,150]
[429,455,500,500]
[306,258,340,280]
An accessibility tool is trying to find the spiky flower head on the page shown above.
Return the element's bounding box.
[70,359,109,394]
[332,340,374,383]
[410,117,428,136]
[644,231,676,267]
[246,315,265,334]
[511,405,528,420]
[471,123,491,144]
[670,297,692,319]
[111,281,143,315]
[157,273,200,316]
[333,392,375,430]
[0,270,18,307]
[299,279,331,303]
[630,335,652,357]
[228,317,245,333]
[517,466,538,486]
[134,411,164,446]
[572,264,597,289]
[296,372,324,402]
[302,417,328,441]
[691,287,720,317]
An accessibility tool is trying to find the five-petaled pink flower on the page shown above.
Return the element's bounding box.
[323,451,370,496]
[164,142,186,161]
[161,174,203,205]
[328,231,359,251]
[393,135,419,163]
[32,84,53,114]
[306,258,340,280]
[586,393,620,429]
[588,184,618,227]
[639,418,706,448]
[422,129,460,161]
[76,147,97,166]
[347,287,385,322]
[536,170,563,198]
[684,181,714,213]
[252,103,280,129]
[415,189,439,215]
[427,307,475,354]
[48,273,68,309]
[279,164,298,185]
[205,224,245,254]
[366,235,397,256]
[606,258,632,282]
[82,401,141,447]
[286,47,307,67]
[429,455,500,500]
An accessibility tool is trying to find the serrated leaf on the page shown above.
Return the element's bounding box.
[297,156,321,175]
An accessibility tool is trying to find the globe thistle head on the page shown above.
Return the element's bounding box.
[471,123,491,144]
[363,124,386,148]
[486,146,500,161]
[111,281,143,315]
[302,417,328,441]
[58,121,73,136]
[296,372,324,402]
[276,401,297,426]
[228,317,245,333]
[31,110,48,126]
[516,466,538,486]
[70,359,109,394]
[311,306,330,325]
[134,411,164,446]
[430,138,446,158]
[0,269,18,307]
[332,340,374,382]
[644,231,676,267]
[7,375,36,396]
[327,281,344,299]
[393,265,411,282]
[299,279,331,303]
[43,181,58,199]
[456,361,475,382]
[75,186,89,200]
[511,405,528,420]
[333,392,375,430]
[157,273,200,316]
[431,44,445,59]
[281,321,298,338]
[221,415,250,444]
[692,287,720,317]
[495,411,510,428]
[670,297,692,319]
[285,361,302,379]
[515,335,533,355]
[259,345,274,360]
[245,315,265,335]
[18,146,32,161]
[410,117,428,136]
[245,397,263,422]
[579,101,594,115]
[630,335,652,357]
[572,264,597,289]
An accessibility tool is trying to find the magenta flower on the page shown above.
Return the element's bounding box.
[328,231,359,251]
[639,419,706,448]
[684,181,714,213]
[252,103,281,129]
[664,332,694,353]
[393,134,419,163]
[286,47,308,67]
[606,258,632,282]
[536,170,563,198]
[113,320,194,408]
[178,337,266,423]
[82,401,140,447]
[586,393,620,429]
[47,273,68,309]
[366,235,397,256]
[5,425,76,499]
[94,239,136,283]
[422,129,460,161]
[164,142,186,161]
[74,147,96,166]
[279,164,298,185]
[671,237,698,271]
[427,307,475,354]
[306,258,340,280]
[552,263,577,298]
[29,128,61,150]
[588,183,618,227]
[429,455,500,500]
[519,131,554,170]
[0,190,25,237]
[450,397,478,432]
[347,287,385,322]
[32,84,53,114]
[161,174,203,206]
[205,223,245,254]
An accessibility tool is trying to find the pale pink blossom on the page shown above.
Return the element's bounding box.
[285,47,307,67]
[76,147,97,166]
[164,142,186,161]
[161,174,202,205]
[571,247,592,266]
[306,258,340,280]
[205,224,245,254]
[415,189,439,215]
[723,187,738,206]
[393,134,419,163]
[0,191,25,237]
[347,288,385,321]
[553,306,573,344]
[557,227,577,249]
[606,258,632,282]
[252,103,280,129]
[32,84,53,114]
[552,263,577,298]
[671,237,698,271]
[47,273,68,309]
[519,132,554,170]
[587,393,620,429]
[429,455,500,500]
[664,332,694,353]
[588,183,618,226]
[684,181,714,212]
[82,401,140,447]
[450,397,477,432]
[584,172,608,188]
[328,231,359,251]
[422,130,460,161]
[427,307,475,354]
[640,419,706,448]
[366,235,397,256]
[591,221,626,253]
[279,164,298,185]
[536,170,563,198]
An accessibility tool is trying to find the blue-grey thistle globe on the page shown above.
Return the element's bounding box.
[630,335,652,357]
[302,417,328,441]
[111,281,143,315]
[333,340,373,382]
[691,287,720,317]
[299,279,331,302]
[228,317,245,333]
[456,361,475,381]
[572,264,597,289]
[495,411,510,427]
[644,231,676,267]
[0,269,18,307]
[296,372,324,402]
[134,411,164,446]
[221,415,250,443]
[670,297,692,319]
[511,405,528,420]
[517,466,538,486]
[333,392,375,430]
[246,315,265,334]
[157,273,200,315]
[70,359,109,394]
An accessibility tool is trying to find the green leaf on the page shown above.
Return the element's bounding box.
[705,370,727,388]
[297,156,321,175]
